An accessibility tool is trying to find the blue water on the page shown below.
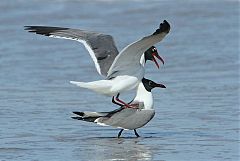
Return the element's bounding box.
[0,0,239,160]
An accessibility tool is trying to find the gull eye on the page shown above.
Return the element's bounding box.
[148,81,153,86]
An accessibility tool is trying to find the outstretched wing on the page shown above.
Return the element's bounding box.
[24,26,119,76]
[107,20,170,78]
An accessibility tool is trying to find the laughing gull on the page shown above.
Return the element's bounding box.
[69,20,170,107]
[72,78,166,138]
[25,21,169,107]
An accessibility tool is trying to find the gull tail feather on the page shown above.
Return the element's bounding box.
[70,80,112,95]
[72,111,108,123]
[70,81,89,88]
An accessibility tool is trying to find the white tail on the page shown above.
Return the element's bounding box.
[70,81,88,87]
[70,80,113,96]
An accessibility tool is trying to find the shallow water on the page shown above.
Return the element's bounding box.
[0,0,239,160]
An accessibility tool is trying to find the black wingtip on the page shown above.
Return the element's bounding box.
[24,26,37,31]
[72,111,85,116]
[24,26,35,32]
[71,116,83,120]
[24,26,30,30]
[24,26,69,36]
[162,20,170,33]
[153,20,171,35]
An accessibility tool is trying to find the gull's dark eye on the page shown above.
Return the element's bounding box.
[149,81,153,86]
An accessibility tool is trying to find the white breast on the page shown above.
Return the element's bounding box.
[132,82,154,109]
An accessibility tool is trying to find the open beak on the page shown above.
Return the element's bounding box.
[152,52,165,69]
[155,83,166,88]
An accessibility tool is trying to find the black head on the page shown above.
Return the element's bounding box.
[142,78,166,92]
[144,46,164,68]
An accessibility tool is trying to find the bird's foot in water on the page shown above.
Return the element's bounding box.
[134,129,140,137]
[117,129,140,138]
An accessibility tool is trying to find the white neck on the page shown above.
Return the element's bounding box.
[132,82,154,109]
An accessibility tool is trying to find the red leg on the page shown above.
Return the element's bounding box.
[112,96,123,107]
[114,94,132,108]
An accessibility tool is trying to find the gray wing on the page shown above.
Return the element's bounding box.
[24,26,119,76]
[107,20,170,78]
[96,108,155,130]
[72,108,155,130]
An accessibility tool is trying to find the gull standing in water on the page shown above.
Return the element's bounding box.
[72,78,166,138]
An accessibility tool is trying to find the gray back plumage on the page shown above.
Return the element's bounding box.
[72,108,155,130]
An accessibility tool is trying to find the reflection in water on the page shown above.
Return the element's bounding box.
[73,137,153,161]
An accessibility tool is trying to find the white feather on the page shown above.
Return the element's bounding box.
[132,83,154,109]
[77,39,101,75]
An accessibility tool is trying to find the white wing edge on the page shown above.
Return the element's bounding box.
[94,118,109,126]
[94,118,130,130]
[140,54,145,67]
[49,35,102,75]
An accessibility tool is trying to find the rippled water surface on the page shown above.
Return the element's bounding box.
[0,0,239,160]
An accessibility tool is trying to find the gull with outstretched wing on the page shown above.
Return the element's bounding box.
[25,20,170,107]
